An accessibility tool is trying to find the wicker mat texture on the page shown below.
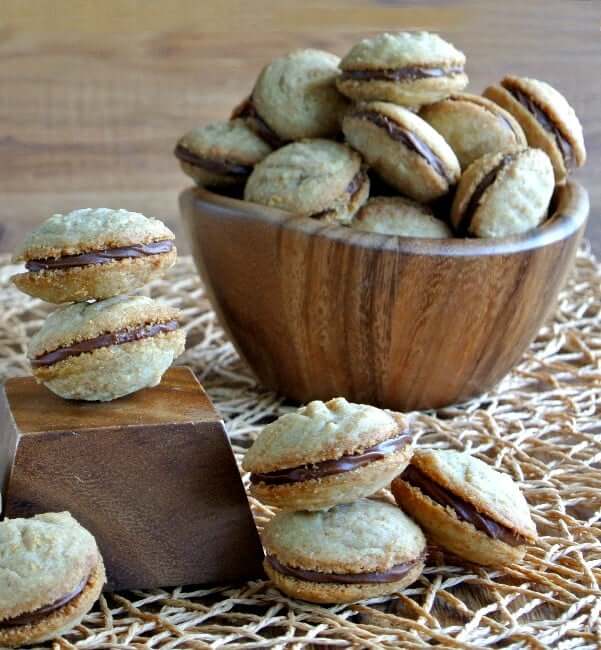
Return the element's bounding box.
[0,249,600,650]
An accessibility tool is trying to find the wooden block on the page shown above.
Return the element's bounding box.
[0,367,264,591]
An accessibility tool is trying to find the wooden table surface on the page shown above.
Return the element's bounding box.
[1,0,599,255]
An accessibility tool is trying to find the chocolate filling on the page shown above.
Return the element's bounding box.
[174,144,253,177]
[505,85,574,169]
[401,465,527,546]
[31,320,179,368]
[456,154,513,236]
[309,170,367,220]
[25,240,175,272]
[352,110,450,182]
[266,554,423,584]
[231,97,286,149]
[0,575,88,628]
[250,433,411,485]
[340,65,464,83]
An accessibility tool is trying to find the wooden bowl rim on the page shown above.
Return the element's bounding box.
[186,181,589,257]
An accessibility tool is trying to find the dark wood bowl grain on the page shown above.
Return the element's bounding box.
[179,182,588,411]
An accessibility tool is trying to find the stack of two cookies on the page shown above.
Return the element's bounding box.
[11,208,185,401]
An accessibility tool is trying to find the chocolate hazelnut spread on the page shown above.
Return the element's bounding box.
[456,154,513,236]
[505,86,574,168]
[401,465,527,546]
[352,110,450,182]
[31,320,179,368]
[266,554,423,584]
[250,433,411,485]
[25,240,175,272]
[173,144,253,176]
[0,575,88,628]
[231,96,286,149]
[340,65,464,83]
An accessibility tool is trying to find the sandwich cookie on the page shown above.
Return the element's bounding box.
[420,93,527,170]
[391,450,537,566]
[352,196,452,238]
[263,499,426,604]
[12,208,176,304]
[29,295,185,401]
[244,140,369,223]
[0,512,105,648]
[484,76,586,184]
[337,32,468,107]
[174,119,272,188]
[343,102,460,203]
[451,148,554,238]
[235,49,348,143]
[242,397,412,510]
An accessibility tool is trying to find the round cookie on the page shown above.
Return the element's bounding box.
[29,295,186,401]
[174,119,272,187]
[263,499,426,604]
[337,31,468,107]
[451,148,554,238]
[243,397,413,511]
[238,49,348,143]
[0,512,106,648]
[391,449,537,566]
[352,196,452,238]
[420,93,527,170]
[244,139,369,223]
[484,75,586,184]
[342,102,460,203]
[11,208,177,304]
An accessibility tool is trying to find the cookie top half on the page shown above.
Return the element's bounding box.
[263,499,426,574]
[244,139,363,216]
[13,208,174,261]
[411,450,537,540]
[252,48,347,141]
[242,397,406,473]
[28,295,180,359]
[0,512,100,621]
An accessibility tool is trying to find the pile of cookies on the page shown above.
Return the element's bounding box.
[243,397,537,604]
[174,31,586,239]
[11,208,185,401]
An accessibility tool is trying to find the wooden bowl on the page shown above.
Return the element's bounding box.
[179,182,588,411]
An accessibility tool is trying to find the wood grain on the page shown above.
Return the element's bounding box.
[0,0,599,255]
[0,367,264,591]
[181,182,588,411]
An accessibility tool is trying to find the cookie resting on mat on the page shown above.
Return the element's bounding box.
[243,397,413,510]
[28,295,185,401]
[0,512,105,648]
[391,449,537,566]
[263,499,426,604]
[11,208,176,304]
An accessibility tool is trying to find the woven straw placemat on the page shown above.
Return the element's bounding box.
[0,250,600,649]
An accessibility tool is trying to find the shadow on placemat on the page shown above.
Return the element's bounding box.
[1,251,600,648]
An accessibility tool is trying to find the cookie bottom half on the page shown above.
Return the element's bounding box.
[265,557,424,604]
[0,556,106,648]
[391,479,526,566]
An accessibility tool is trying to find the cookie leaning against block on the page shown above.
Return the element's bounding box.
[451,148,554,238]
[484,75,586,184]
[263,499,426,604]
[352,196,452,238]
[420,93,527,170]
[391,449,537,566]
[11,208,176,303]
[174,119,272,188]
[337,31,468,107]
[243,397,413,510]
[0,512,106,648]
[342,101,460,203]
[244,139,369,224]
[29,295,186,401]
[234,48,348,144]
